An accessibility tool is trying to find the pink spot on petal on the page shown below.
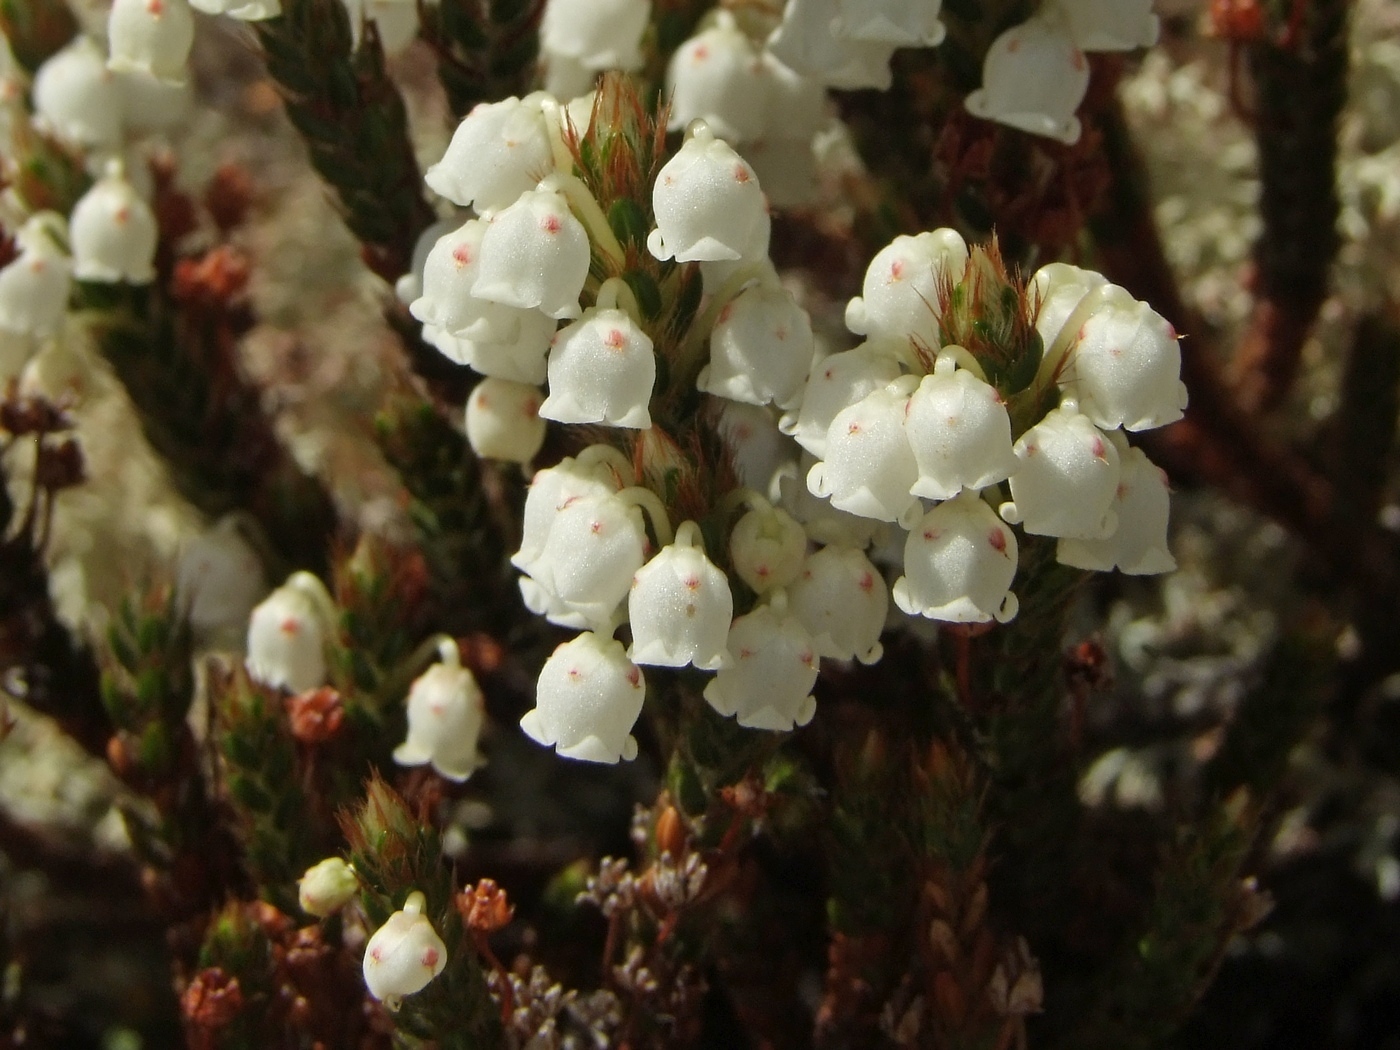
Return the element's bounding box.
[734,164,751,184]
[452,245,473,266]
[858,572,874,593]
[890,259,905,280]
[604,328,627,350]
[1091,437,1106,459]
[987,529,1007,554]
[421,948,439,968]
[540,214,562,234]
[279,618,301,635]
[683,575,701,591]
[626,667,642,687]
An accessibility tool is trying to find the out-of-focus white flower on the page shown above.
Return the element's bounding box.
[783,341,902,458]
[700,280,815,410]
[1058,436,1176,574]
[1054,0,1159,52]
[363,892,447,1008]
[833,0,945,46]
[465,377,547,463]
[176,516,268,640]
[424,95,555,213]
[245,571,337,694]
[666,12,770,142]
[521,632,646,762]
[703,594,819,730]
[0,214,72,339]
[648,122,769,263]
[117,69,194,132]
[33,37,124,149]
[717,401,797,497]
[768,0,898,90]
[342,0,420,53]
[540,293,655,429]
[807,381,920,525]
[894,492,1020,623]
[965,12,1090,145]
[729,499,807,593]
[845,229,968,350]
[759,53,826,141]
[189,0,280,19]
[107,0,195,85]
[1001,399,1121,539]
[394,638,487,781]
[69,161,159,284]
[299,857,358,918]
[788,544,887,663]
[541,0,649,72]
[628,521,733,670]
[906,353,1018,500]
[742,136,820,209]
[472,185,592,320]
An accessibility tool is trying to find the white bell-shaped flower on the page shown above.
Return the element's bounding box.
[965,12,1090,145]
[363,892,447,1007]
[465,378,547,463]
[410,218,495,335]
[648,123,769,264]
[427,312,556,385]
[845,229,969,350]
[700,281,815,409]
[730,500,807,593]
[33,38,124,149]
[666,13,770,143]
[1056,0,1159,51]
[189,0,280,18]
[704,594,819,730]
[0,215,72,339]
[906,353,1018,500]
[533,490,651,629]
[472,185,591,320]
[69,161,159,284]
[107,0,195,85]
[245,571,336,694]
[424,94,555,213]
[298,857,358,918]
[1000,399,1121,539]
[758,53,827,142]
[808,381,920,524]
[894,492,1020,623]
[175,517,268,641]
[1060,285,1187,432]
[778,456,888,549]
[628,521,734,670]
[783,341,903,458]
[834,0,945,46]
[1058,437,1175,575]
[394,639,487,781]
[541,0,649,70]
[540,284,655,429]
[1029,261,1108,352]
[522,632,646,763]
[513,445,632,573]
[717,401,797,497]
[788,545,887,663]
[767,0,898,90]
[395,217,458,306]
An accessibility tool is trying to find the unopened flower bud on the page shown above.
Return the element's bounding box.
[894,492,1020,623]
[465,378,546,463]
[363,891,447,1007]
[298,857,358,917]
[521,632,646,763]
[70,161,159,284]
[628,521,733,671]
[730,501,807,593]
[648,123,769,264]
[394,639,487,781]
[107,0,196,85]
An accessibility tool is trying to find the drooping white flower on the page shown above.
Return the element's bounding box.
[778,455,888,549]
[299,857,358,918]
[363,892,447,1008]
[175,516,268,641]
[245,571,337,694]
[833,0,945,46]
[472,186,592,320]
[648,122,769,264]
[906,353,1018,500]
[395,217,458,307]
[666,13,770,143]
[965,12,1090,145]
[807,381,920,524]
[425,312,556,385]
[788,544,887,663]
[1055,0,1159,52]
[767,0,898,90]
[729,500,807,593]
[409,218,495,335]
[700,281,815,409]
[531,490,650,629]
[189,0,280,19]
[628,521,733,670]
[106,0,195,85]
[465,377,546,463]
[541,0,649,71]
[521,632,646,762]
[394,639,487,781]
[783,341,903,458]
[1029,261,1108,352]
[540,300,656,429]
[703,594,819,730]
[716,401,797,498]
[1059,284,1187,432]
[513,445,632,574]
[69,161,159,284]
[845,229,969,350]
[0,214,72,339]
[1057,436,1175,574]
[1001,399,1121,539]
[33,37,124,149]
[893,492,1020,623]
[424,95,555,213]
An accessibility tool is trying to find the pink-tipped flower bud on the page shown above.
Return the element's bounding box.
[298,857,358,918]
[465,378,547,464]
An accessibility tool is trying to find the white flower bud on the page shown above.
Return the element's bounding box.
[299,857,358,918]
[176,517,267,640]
[1058,437,1175,575]
[521,632,646,763]
[532,490,650,629]
[628,521,733,670]
[834,0,945,46]
[540,304,656,429]
[894,492,1020,623]
[513,445,632,574]
[245,572,336,694]
[703,595,819,730]
[0,215,72,339]
[1056,0,1159,52]
[189,0,280,19]
[69,161,159,284]
[107,0,195,85]
[394,639,487,781]
[906,354,1018,500]
[730,501,807,593]
[363,892,447,1007]
[768,0,897,90]
[465,378,546,463]
[472,186,592,320]
[965,13,1090,145]
[1060,285,1187,432]
[783,341,902,458]
[33,38,124,149]
[648,123,769,264]
[845,230,969,349]
[1000,400,1121,539]
[717,401,797,498]
[1029,261,1108,351]
[758,53,826,142]
[666,14,770,143]
[424,95,555,213]
[700,281,815,410]
[808,382,920,525]
[788,544,887,663]
[541,0,649,71]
